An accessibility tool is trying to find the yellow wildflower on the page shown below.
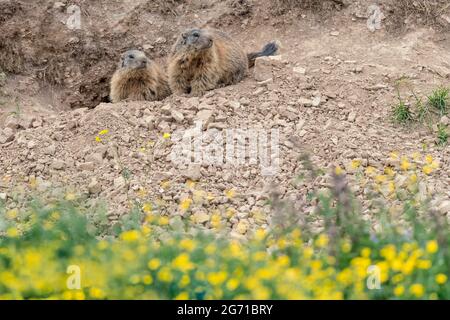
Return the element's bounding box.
[179,198,193,212]
[175,292,189,300]
[163,133,171,139]
[436,273,448,285]
[207,271,228,286]
[422,165,433,175]
[350,159,361,170]
[409,284,425,298]
[315,234,329,248]
[172,253,194,272]
[120,230,140,242]
[157,267,174,282]
[147,258,161,270]
[394,285,405,297]
[98,129,109,135]
[400,157,411,171]
[426,240,438,254]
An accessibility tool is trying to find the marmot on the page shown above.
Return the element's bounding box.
[110,50,171,103]
[167,28,278,96]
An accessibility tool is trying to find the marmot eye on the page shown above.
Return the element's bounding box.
[128,54,135,59]
[192,31,200,38]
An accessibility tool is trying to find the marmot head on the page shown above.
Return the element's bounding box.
[119,50,149,69]
[175,29,213,53]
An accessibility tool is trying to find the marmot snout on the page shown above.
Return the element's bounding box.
[110,50,171,103]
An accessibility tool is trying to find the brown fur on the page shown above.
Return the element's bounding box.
[168,28,274,96]
[110,50,171,103]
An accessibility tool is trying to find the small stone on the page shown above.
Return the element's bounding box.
[330,31,340,36]
[171,109,185,123]
[88,178,102,195]
[43,144,56,155]
[27,140,37,149]
[438,201,450,214]
[298,98,313,107]
[228,101,241,110]
[192,211,210,224]
[440,115,450,126]
[161,104,172,115]
[254,56,274,82]
[5,116,19,130]
[196,110,214,128]
[114,176,126,189]
[51,159,65,170]
[348,111,357,122]
[235,220,249,234]
[0,193,7,201]
[0,128,15,144]
[78,161,95,171]
[183,164,202,181]
[312,96,321,107]
[293,66,306,75]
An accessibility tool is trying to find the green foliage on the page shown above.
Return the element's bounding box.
[436,124,448,147]
[428,87,449,115]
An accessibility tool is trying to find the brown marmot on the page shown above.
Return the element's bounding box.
[110,50,171,103]
[167,28,278,96]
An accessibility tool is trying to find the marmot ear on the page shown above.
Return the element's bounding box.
[182,32,188,39]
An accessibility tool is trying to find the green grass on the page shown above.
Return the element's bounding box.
[436,124,448,147]
[428,87,449,115]
[393,101,413,124]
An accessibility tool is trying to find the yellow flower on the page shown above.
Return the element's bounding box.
[180,239,195,251]
[390,152,399,160]
[158,216,170,226]
[361,247,371,258]
[350,159,361,170]
[163,133,171,139]
[89,287,105,299]
[147,258,161,270]
[120,230,140,242]
[409,284,425,298]
[179,198,193,212]
[175,292,189,300]
[207,271,228,286]
[335,166,344,176]
[435,273,448,285]
[6,209,18,220]
[142,203,152,214]
[61,190,74,201]
[224,189,236,199]
[422,165,433,175]
[425,154,433,164]
[226,278,240,291]
[417,260,432,269]
[98,129,109,135]
[315,234,329,248]
[172,253,194,272]
[426,240,438,254]
[409,173,418,184]
[394,285,405,297]
[341,241,352,253]
[95,136,102,142]
[380,244,396,261]
[375,175,387,183]
[211,213,221,228]
[365,166,376,176]
[6,227,19,238]
[400,157,411,171]
[384,167,395,177]
[157,267,174,282]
